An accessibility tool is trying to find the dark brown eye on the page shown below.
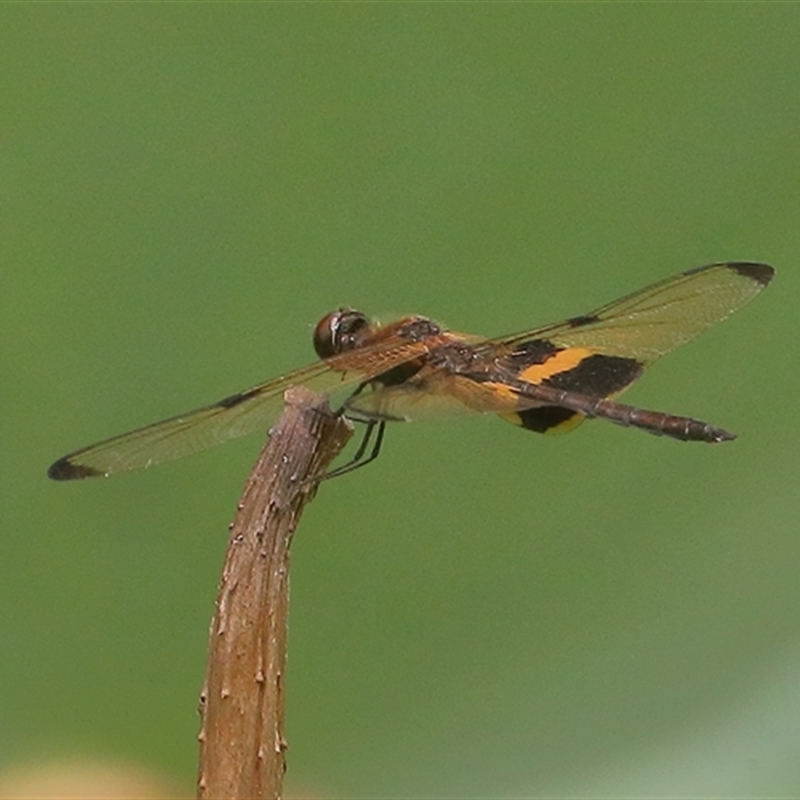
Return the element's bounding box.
[313,309,371,359]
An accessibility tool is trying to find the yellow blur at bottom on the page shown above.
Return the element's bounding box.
[0,760,184,800]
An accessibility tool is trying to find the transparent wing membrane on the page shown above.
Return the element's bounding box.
[482,262,773,364]
[49,337,432,479]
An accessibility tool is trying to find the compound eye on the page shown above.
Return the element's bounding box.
[313,309,371,359]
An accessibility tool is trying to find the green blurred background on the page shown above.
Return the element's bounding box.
[3,4,800,797]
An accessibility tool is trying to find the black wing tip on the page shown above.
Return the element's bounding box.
[682,261,775,287]
[48,457,105,481]
[727,262,775,287]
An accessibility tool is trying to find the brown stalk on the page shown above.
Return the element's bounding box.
[196,386,353,800]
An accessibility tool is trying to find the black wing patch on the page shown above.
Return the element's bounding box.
[545,353,644,396]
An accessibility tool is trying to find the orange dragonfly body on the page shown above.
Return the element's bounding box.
[48,261,774,480]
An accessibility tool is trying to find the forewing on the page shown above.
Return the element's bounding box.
[477,262,774,365]
[49,337,431,479]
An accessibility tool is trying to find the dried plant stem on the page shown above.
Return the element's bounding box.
[197,387,353,800]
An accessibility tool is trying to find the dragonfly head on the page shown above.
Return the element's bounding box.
[313,308,373,359]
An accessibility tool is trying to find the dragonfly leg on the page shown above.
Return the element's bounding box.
[322,419,387,480]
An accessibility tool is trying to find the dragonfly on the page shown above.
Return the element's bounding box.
[48,261,774,481]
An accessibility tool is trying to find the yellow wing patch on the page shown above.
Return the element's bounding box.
[517,347,594,384]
